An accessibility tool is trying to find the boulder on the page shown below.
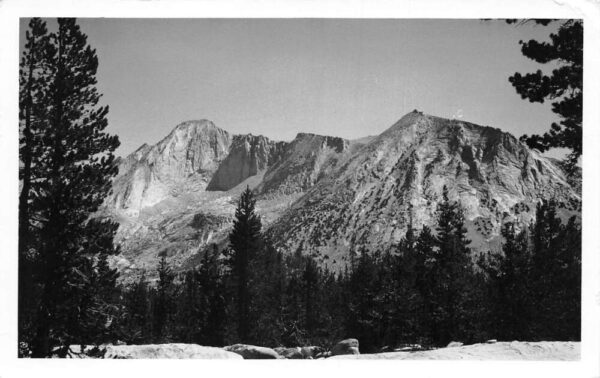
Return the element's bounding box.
[301,346,324,359]
[394,344,423,352]
[274,347,304,359]
[486,339,497,344]
[446,341,464,348]
[328,341,580,361]
[56,344,243,359]
[224,344,282,359]
[331,338,360,356]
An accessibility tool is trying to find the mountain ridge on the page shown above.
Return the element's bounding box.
[101,111,580,278]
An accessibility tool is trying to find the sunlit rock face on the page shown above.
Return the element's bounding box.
[265,111,580,266]
[108,120,232,217]
[102,111,580,279]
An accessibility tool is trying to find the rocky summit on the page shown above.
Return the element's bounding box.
[100,111,581,279]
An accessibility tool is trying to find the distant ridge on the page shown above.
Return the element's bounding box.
[101,111,580,278]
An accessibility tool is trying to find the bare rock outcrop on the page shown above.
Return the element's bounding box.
[331,338,360,356]
[56,344,243,359]
[107,120,232,217]
[266,111,580,266]
[256,133,350,196]
[224,344,283,359]
[329,341,580,360]
[207,134,286,191]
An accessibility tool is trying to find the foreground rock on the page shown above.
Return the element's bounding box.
[301,346,325,359]
[274,346,325,359]
[224,344,282,359]
[329,341,580,361]
[57,344,242,359]
[331,338,360,356]
[274,347,304,359]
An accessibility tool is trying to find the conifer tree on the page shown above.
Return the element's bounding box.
[172,269,202,343]
[153,255,174,342]
[529,200,581,340]
[64,219,121,347]
[302,256,319,337]
[508,19,582,172]
[412,225,437,344]
[227,186,262,343]
[390,223,424,345]
[429,186,474,345]
[18,17,52,353]
[346,247,381,352]
[124,273,152,344]
[252,239,288,346]
[196,246,227,346]
[483,222,532,340]
[22,18,120,357]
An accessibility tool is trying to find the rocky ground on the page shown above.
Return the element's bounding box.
[330,341,580,361]
[55,340,579,360]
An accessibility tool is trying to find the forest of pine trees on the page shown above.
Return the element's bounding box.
[18,18,581,357]
[71,186,579,355]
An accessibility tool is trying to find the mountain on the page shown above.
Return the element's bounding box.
[265,111,580,266]
[107,120,231,217]
[101,111,580,278]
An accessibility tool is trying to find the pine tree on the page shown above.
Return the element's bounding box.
[63,219,122,348]
[227,186,262,343]
[18,17,52,354]
[246,239,286,346]
[529,200,581,340]
[483,222,532,340]
[124,273,152,344]
[173,269,199,343]
[414,225,437,345]
[390,223,424,346]
[302,256,319,338]
[153,255,174,342]
[345,247,381,352]
[429,186,474,345]
[508,19,582,172]
[197,245,227,346]
[22,18,120,357]
[481,201,581,342]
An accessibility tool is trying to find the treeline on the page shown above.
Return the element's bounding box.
[70,186,580,354]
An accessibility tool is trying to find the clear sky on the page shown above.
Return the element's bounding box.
[20,19,566,158]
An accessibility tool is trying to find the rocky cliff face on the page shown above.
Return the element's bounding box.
[257,133,350,196]
[265,111,580,266]
[207,135,287,191]
[103,111,580,278]
[108,120,231,217]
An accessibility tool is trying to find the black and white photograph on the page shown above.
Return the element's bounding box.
[1,0,599,376]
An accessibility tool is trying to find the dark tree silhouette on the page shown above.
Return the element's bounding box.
[508,19,582,172]
[123,273,152,344]
[429,186,474,345]
[18,17,52,353]
[227,186,262,343]
[153,255,174,342]
[18,18,121,357]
